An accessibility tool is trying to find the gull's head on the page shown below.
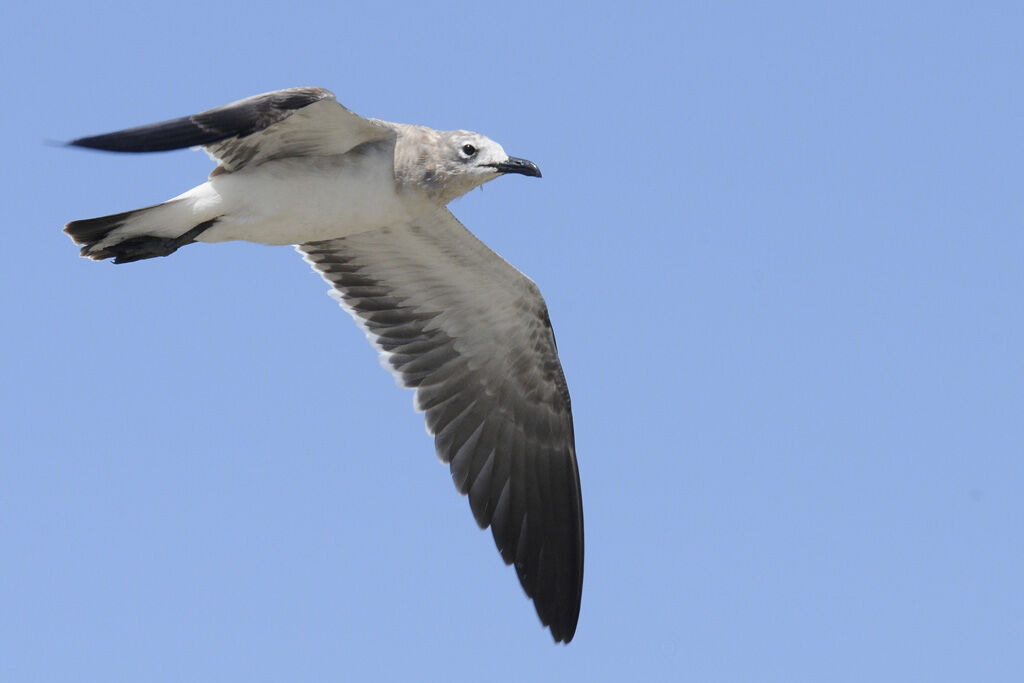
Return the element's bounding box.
[397,127,541,204]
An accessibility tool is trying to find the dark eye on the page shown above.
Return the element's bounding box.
[461,144,477,156]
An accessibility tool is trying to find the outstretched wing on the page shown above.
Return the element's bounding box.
[300,207,584,643]
[68,87,393,172]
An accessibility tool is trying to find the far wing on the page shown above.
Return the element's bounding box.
[68,87,393,172]
[299,207,584,643]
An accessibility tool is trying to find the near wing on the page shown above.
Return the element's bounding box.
[68,87,393,172]
[300,208,584,643]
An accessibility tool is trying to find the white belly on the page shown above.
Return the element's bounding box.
[187,153,418,245]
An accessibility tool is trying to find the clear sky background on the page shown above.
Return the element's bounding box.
[2,2,1022,681]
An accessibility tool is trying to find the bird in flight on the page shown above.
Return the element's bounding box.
[63,87,583,643]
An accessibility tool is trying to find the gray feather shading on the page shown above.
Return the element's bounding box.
[68,87,391,173]
[300,212,583,643]
[69,88,329,153]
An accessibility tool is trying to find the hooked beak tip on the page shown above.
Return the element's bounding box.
[491,156,542,178]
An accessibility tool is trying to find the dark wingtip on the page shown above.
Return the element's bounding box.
[545,599,581,644]
[64,129,185,153]
[67,135,102,150]
[551,623,577,644]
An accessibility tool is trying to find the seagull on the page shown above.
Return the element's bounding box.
[63,87,583,643]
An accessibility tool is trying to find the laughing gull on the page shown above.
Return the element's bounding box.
[63,87,583,643]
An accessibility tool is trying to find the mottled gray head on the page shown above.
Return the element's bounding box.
[392,125,541,204]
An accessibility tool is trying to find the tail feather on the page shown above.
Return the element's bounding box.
[65,206,154,252]
[64,200,218,263]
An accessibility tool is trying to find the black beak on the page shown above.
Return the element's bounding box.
[488,156,542,178]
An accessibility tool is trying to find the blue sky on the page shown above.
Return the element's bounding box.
[2,2,1022,681]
